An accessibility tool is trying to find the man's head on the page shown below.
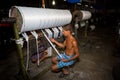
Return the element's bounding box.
[62,24,72,36]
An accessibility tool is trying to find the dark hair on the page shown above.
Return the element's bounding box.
[62,24,72,33]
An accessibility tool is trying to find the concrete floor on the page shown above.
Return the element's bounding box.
[0,25,120,80]
[38,29,120,80]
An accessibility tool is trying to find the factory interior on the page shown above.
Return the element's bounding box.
[0,0,120,80]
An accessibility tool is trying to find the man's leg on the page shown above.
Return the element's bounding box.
[51,56,58,64]
[39,51,49,62]
[51,56,61,72]
[58,67,69,78]
[51,64,60,72]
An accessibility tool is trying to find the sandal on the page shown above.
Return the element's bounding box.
[58,72,69,78]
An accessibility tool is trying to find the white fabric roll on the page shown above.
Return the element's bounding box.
[9,6,72,33]
[81,10,92,21]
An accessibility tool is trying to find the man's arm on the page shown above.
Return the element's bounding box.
[50,38,66,48]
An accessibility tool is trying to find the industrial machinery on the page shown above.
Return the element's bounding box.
[8,6,92,79]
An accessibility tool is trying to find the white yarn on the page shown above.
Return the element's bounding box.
[9,6,72,33]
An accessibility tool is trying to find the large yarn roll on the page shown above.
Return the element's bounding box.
[9,6,72,33]
[72,10,92,22]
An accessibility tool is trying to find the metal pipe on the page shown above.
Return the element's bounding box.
[41,30,62,58]
[42,0,45,8]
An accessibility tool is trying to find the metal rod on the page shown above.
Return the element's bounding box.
[41,30,62,58]
[42,0,45,8]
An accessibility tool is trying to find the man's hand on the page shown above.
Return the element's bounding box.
[50,38,56,43]
[50,37,65,48]
[61,58,70,62]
